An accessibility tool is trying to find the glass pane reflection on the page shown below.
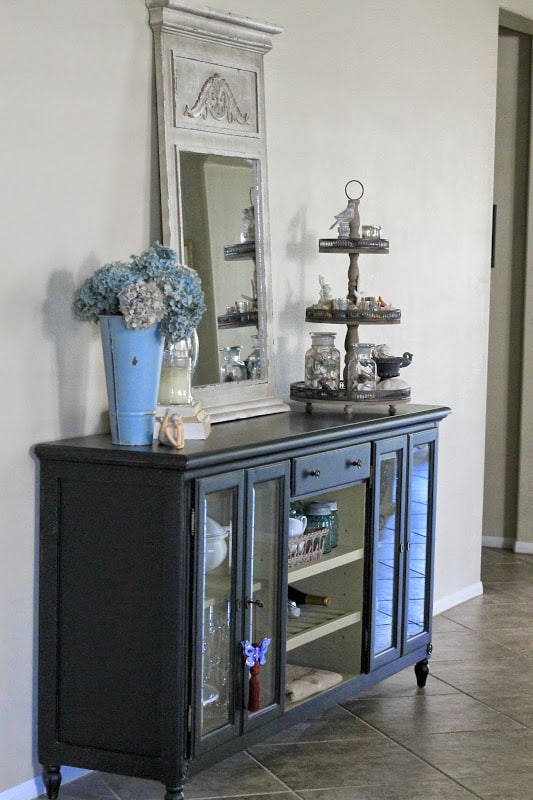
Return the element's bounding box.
[374,452,400,657]
[246,477,282,712]
[200,488,235,737]
[406,443,431,640]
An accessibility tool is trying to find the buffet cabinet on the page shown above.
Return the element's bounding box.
[36,404,449,800]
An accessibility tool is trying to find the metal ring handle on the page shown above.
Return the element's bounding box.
[345,179,365,201]
[307,469,321,479]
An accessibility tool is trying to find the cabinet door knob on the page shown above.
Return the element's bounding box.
[307,469,321,478]
[350,458,363,468]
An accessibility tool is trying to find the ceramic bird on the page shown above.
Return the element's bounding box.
[329,199,357,231]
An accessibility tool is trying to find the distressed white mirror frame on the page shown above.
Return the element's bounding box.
[147,0,289,422]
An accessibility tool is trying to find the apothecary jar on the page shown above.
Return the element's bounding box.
[220,346,248,383]
[304,332,341,391]
[347,343,377,396]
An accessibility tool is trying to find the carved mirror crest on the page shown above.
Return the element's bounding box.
[147,0,288,422]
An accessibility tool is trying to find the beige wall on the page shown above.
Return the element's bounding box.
[484,26,531,548]
[1,0,530,792]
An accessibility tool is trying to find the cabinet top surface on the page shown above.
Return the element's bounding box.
[34,403,450,470]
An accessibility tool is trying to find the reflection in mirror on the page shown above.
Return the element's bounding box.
[180,152,262,387]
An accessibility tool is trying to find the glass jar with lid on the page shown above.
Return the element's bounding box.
[244,335,261,379]
[220,346,247,382]
[321,500,338,549]
[158,336,197,406]
[306,501,334,554]
[304,331,341,392]
[347,343,377,397]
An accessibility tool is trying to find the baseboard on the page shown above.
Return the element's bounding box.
[0,768,91,800]
[481,536,533,554]
[433,580,483,616]
[482,535,515,550]
[513,540,533,554]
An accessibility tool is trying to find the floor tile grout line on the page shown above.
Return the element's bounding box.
[244,750,302,797]
[100,777,127,800]
[344,713,485,799]
[423,674,533,732]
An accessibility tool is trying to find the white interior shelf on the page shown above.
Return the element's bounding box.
[287,546,364,583]
[286,606,361,651]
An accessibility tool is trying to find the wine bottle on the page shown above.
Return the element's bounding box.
[288,586,331,606]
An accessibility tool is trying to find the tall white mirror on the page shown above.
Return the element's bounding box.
[147,0,289,422]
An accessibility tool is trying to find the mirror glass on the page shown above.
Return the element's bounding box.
[180,152,262,387]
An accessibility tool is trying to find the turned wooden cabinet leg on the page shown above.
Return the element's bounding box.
[164,786,185,800]
[414,658,429,688]
[43,766,62,799]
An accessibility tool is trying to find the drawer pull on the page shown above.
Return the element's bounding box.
[307,469,321,478]
[350,458,363,468]
[246,598,264,608]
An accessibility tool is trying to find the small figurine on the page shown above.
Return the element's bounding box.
[329,198,357,237]
[318,275,332,305]
[158,409,185,449]
[240,206,255,243]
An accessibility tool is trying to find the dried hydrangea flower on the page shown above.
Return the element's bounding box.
[118,280,166,330]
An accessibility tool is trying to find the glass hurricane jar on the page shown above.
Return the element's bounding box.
[304,332,340,392]
[158,337,197,406]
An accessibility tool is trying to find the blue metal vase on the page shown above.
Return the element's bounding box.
[99,315,165,445]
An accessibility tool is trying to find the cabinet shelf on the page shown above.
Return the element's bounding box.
[286,606,361,651]
[284,672,357,709]
[288,546,364,582]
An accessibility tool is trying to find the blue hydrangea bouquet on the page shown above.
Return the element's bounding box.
[73,241,205,343]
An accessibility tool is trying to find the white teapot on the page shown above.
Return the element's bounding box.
[288,515,307,538]
[205,517,230,572]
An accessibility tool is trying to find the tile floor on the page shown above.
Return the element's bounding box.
[41,547,533,800]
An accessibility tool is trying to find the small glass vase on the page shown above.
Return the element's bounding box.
[158,333,199,407]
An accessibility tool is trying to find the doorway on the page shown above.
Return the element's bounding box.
[483,13,532,551]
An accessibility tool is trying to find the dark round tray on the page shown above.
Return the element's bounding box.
[290,381,410,405]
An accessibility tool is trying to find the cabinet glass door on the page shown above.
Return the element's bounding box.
[195,472,244,748]
[243,463,289,731]
[404,430,437,652]
[369,437,407,670]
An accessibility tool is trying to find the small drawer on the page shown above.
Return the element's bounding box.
[292,443,371,495]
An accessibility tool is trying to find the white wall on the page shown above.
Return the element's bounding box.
[1,0,530,793]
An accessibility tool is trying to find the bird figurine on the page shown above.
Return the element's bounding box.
[329,198,357,236]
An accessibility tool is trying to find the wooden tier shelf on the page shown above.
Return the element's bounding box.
[224,242,256,260]
[319,237,389,254]
[306,307,401,324]
[290,381,411,405]
[217,310,258,329]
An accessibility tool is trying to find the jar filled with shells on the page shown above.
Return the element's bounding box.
[304,331,341,392]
